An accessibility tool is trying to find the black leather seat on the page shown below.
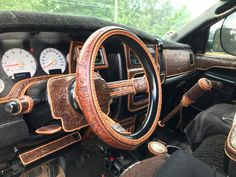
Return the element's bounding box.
[121,104,236,177]
[121,150,225,177]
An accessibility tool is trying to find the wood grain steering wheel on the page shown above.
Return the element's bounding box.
[75,26,162,150]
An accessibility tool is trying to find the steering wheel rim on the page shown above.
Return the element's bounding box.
[75,26,162,150]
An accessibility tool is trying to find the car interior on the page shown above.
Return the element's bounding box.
[0,0,236,177]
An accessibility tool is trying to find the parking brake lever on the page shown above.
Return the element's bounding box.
[158,78,223,127]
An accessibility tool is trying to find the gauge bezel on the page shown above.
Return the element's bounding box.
[39,48,67,75]
[1,48,37,79]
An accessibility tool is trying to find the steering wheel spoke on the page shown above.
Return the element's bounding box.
[107,76,148,99]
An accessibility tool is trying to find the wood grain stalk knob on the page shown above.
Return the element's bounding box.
[5,96,34,115]
[5,101,19,114]
[181,78,212,107]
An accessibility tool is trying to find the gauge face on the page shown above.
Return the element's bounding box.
[2,48,37,79]
[40,48,66,74]
[0,79,5,93]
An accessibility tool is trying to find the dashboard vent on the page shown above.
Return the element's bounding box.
[130,49,141,65]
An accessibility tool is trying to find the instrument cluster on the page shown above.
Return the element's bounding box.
[0,32,71,96]
[0,32,110,97]
[1,47,67,79]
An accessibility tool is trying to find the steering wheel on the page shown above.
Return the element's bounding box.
[75,26,162,150]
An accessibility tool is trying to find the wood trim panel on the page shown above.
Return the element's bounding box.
[126,43,160,69]
[164,49,195,78]
[148,43,166,83]
[68,41,108,73]
[0,75,56,104]
[124,43,164,112]
[126,46,142,69]
[196,53,236,70]
[19,132,81,165]
[124,44,150,112]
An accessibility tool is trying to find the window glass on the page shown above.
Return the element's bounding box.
[206,20,224,53]
[0,0,219,37]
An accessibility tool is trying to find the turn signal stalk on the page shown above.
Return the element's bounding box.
[4,95,34,115]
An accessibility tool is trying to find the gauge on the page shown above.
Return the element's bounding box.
[2,48,37,79]
[40,48,66,74]
[0,79,5,93]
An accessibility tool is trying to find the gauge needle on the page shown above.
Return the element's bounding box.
[44,60,57,69]
[4,63,24,68]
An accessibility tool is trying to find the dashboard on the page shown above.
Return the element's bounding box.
[0,31,197,166]
[0,31,196,116]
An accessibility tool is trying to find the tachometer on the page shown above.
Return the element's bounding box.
[40,48,66,74]
[2,48,37,79]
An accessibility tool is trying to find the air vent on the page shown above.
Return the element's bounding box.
[130,49,141,65]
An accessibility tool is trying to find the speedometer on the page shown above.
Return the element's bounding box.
[2,48,37,79]
[40,48,66,74]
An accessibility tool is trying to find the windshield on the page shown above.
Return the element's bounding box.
[0,0,219,37]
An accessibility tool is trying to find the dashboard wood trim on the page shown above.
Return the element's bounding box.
[164,49,195,78]
[68,41,108,74]
[196,53,236,70]
[68,41,83,74]
[124,45,150,112]
[19,132,81,165]
[125,43,164,112]
[0,75,55,104]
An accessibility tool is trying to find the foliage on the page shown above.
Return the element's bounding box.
[0,0,191,37]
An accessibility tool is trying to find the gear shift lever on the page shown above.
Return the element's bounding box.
[158,78,223,127]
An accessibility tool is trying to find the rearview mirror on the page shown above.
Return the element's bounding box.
[221,12,236,56]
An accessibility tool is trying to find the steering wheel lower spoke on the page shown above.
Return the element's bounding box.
[107,76,148,99]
